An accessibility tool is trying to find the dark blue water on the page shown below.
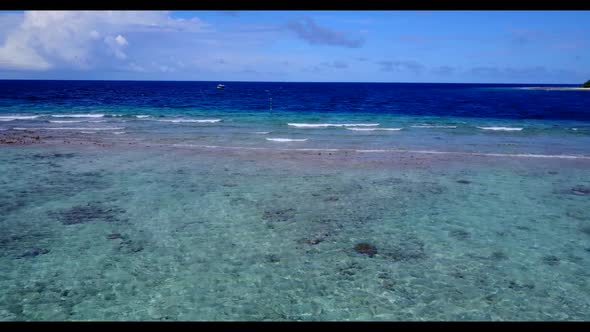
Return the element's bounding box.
[0,80,588,121]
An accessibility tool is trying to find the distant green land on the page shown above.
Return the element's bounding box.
[582,80,590,88]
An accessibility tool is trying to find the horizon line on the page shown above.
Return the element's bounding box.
[0,78,581,85]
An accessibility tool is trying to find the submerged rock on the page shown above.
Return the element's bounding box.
[427,186,445,194]
[299,232,330,246]
[265,254,280,263]
[33,153,76,159]
[337,262,362,276]
[508,280,535,291]
[456,180,471,184]
[542,255,560,266]
[579,225,590,236]
[449,229,470,241]
[302,238,322,245]
[49,203,126,225]
[571,185,590,196]
[262,208,296,222]
[566,210,588,221]
[17,247,49,259]
[106,233,123,240]
[118,239,145,253]
[354,242,378,257]
[490,251,508,261]
[381,238,426,262]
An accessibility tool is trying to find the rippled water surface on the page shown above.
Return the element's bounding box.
[1,81,589,320]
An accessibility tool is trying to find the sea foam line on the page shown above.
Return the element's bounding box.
[266,138,308,142]
[49,120,107,123]
[347,128,403,131]
[411,125,457,129]
[51,114,105,118]
[0,115,40,121]
[13,127,125,131]
[157,119,221,123]
[287,123,379,128]
[169,144,590,159]
[477,126,523,131]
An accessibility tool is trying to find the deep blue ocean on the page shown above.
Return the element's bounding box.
[0,80,588,120]
[1,80,589,155]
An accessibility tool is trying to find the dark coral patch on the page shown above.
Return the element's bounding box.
[17,248,50,259]
[382,239,426,262]
[449,229,470,241]
[457,180,471,184]
[354,242,378,257]
[542,255,560,266]
[118,239,145,254]
[491,251,508,261]
[49,203,126,225]
[580,226,590,236]
[262,208,296,222]
[106,233,123,240]
[566,210,587,221]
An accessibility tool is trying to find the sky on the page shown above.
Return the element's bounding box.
[0,10,588,83]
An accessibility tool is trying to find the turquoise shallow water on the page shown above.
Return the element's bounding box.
[1,82,589,320]
[1,141,589,321]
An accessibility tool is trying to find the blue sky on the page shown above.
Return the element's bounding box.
[0,10,588,83]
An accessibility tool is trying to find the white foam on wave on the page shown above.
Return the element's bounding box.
[113,131,126,135]
[49,120,107,123]
[477,126,523,131]
[347,127,403,131]
[411,125,457,129]
[266,138,308,142]
[136,115,150,118]
[0,115,40,121]
[51,114,105,118]
[157,119,221,123]
[251,131,270,134]
[13,127,124,131]
[80,131,96,134]
[287,123,379,128]
[356,149,590,159]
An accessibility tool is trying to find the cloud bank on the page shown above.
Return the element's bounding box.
[287,17,365,48]
[0,11,208,71]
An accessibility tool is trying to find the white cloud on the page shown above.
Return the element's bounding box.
[0,42,51,70]
[90,30,101,40]
[115,35,128,46]
[128,62,146,72]
[0,11,208,70]
[104,35,129,60]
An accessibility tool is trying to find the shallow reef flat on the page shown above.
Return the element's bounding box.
[1,137,590,321]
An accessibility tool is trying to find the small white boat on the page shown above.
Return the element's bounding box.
[217,84,225,89]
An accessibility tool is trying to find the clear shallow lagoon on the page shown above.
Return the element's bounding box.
[1,81,589,320]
